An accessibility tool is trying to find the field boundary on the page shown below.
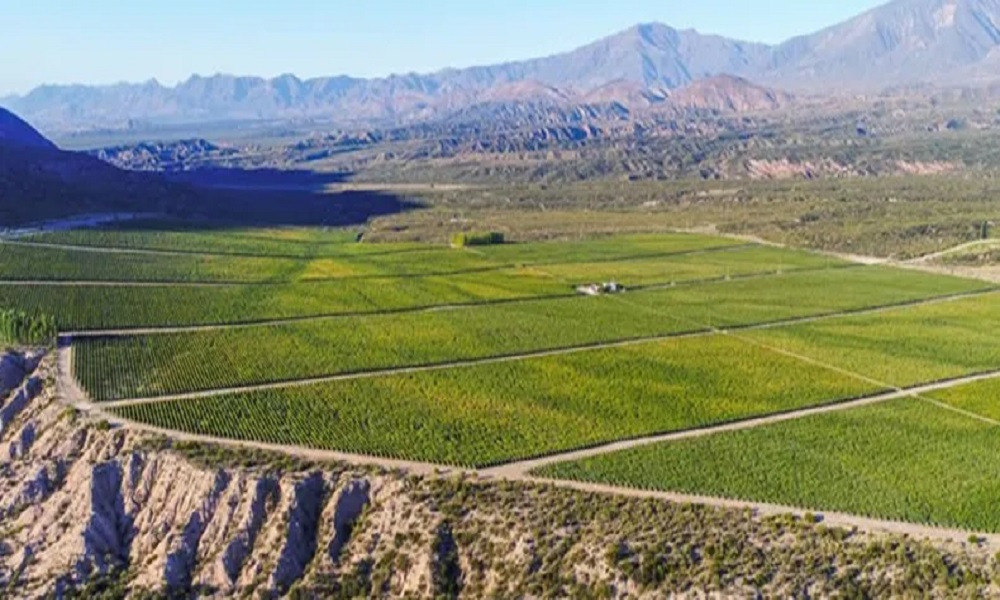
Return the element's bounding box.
[1,237,754,265]
[82,287,1000,404]
[486,369,1000,478]
[60,262,875,336]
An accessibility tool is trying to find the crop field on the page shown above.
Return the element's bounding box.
[0,235,894,330]
[744,293,1000,387]
[521,245,841,287]
[0,241,510,282]
[535,399,1000,532]
[10,223,1000,532]
[74,266,991,400]
[0,271,568,330]
[0,242,307,283]
[933,378,1000,422]
[22,224,374,257]
[109,334,881,466]
[458,233,746,264]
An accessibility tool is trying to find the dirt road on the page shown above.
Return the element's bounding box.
[482,369,1000,478]
[56,338,1000,547]
[87,287,998,406]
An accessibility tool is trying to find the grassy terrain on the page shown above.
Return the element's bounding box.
[536,399,1000,532]
[370,177,1000,259]
[0,271,570,330]
[0,242,308,283]
[73,266,985,400]
[931,378,1000,422]
[110,334,879,466]
[21,225,370,257]
[936,240,1000,265]
[0,240,910,330]
[745,293,1000,387]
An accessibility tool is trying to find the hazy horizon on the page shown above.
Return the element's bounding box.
[1,0,886,96]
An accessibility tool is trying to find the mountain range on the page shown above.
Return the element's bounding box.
[5,0,1000,133]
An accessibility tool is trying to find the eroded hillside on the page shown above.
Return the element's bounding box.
[1,350,999,598]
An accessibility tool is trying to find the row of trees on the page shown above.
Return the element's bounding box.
[0,309,57,345]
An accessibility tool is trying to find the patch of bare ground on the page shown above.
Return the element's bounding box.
[892,160,959,176]
[743,159,957,180]
[3,350,1000,596]
[744,158,853,180]
[900,262,1000,283]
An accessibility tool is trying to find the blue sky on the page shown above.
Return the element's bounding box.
[1,0,886,95]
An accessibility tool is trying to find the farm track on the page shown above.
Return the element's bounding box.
[87,286,1000,406]
[907,239,1000,264]
[60,262,868,336]
[55,341,1000,547]
[483,369,1000,478]
[0,237,753,263]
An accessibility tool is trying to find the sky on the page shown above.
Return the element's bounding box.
[0,0,887,96]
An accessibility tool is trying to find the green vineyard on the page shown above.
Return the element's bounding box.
[535,398,1000,532]
[8,224,1000,534]
[74,266,991,400]
[110,334,880,466]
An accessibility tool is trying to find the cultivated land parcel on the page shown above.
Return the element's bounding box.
[7,226,1000,532]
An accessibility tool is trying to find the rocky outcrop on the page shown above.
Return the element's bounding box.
[269,472,326,594]
[326,478,371,563]
[213,475,277,588]
[0,350,43,399]
[78,461,132,576]
[162,470,230,591]
[1,376,43,436]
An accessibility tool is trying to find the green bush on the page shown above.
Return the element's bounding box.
[451,231,505,247]
[0,308,56,345]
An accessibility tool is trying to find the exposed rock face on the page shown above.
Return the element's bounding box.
[79,461,132,576]
[0,376,42,435]
[14,0,1000,133]
[327,478,371,563]
[0,351,43,398]
[269,472,326,593]
[162,469,230,591]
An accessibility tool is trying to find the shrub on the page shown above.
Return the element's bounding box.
[0,308,57,345]
[450,231,505,247]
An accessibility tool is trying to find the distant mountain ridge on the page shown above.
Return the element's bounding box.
[6,0,1000,132]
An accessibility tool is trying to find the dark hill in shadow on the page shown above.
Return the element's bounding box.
[164,167,349,192]
[0,107,419,229]
[177,183,421,229]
